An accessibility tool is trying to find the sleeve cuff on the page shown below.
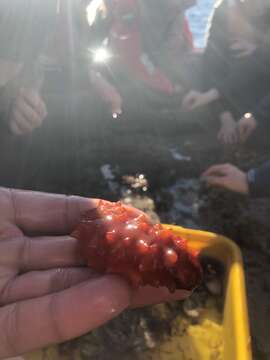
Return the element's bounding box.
[247,168,256,197]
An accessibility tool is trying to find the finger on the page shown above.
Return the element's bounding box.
[227,132,234,145]
[202,164,229,177]
[12,111,33,133]
[239,125,249,142]
[0,223,22,241]
[234,50,250,58]
[112,107,122,119]
[0,236,83,271]
[21,88,40,109]
[217,130,226,144]
[17,99,43,127]
[223,134,229,145]
[228,135,235,145]
[232,131,238,144]
[112,106,122,116]
[132,286,191,308]
[0,276,130,358]
[10,121,23,136]
[238,122,248,137]
[38,99,48,119]
[227,133,234,145]
[0,188,99,235]
[21,236,83,271]
[0,268,96,306]
[242,127,253,142]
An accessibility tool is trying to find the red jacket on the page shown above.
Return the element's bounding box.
[108,0,193,94]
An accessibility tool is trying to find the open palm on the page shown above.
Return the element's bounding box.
[0,188,189,359]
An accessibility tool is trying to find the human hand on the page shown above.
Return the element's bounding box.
[182,89,218,111]
[0,188,189,359]
[217,112,238,145]
[230,40,257,58]
[202,164,249,194]
[90,71,122,118]
[237,113,257,143]
[9,88,48,136]
[107,86,122,119]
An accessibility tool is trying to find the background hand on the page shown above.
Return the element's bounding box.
[230,40,257,58]
[9,88,47,135]
[182,89,218,111]
[237,113,257,143]
[202,164,249,194]
[89,71,122,118]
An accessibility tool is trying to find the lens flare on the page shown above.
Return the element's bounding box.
[93,48,111,63]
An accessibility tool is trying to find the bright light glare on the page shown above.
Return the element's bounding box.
[93,48,111,63]
[86,0,103,26]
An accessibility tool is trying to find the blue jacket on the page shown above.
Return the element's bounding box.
[248,161,270,197]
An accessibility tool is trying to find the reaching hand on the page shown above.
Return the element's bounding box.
[230,40,257,58]
[90,71,122,118]
[202,164,249,194]
[9,88,48,136]
[237,113,257,143]
[107,86,123,119]
[0,188,189,359]
[182,89,218,111]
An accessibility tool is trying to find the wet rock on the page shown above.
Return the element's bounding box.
[140,318,156,349]
[182,287,209,319]
[157,178,201,228]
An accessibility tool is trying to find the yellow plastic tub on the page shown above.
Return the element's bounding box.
[167,225,252,360]
[26,226,252,360]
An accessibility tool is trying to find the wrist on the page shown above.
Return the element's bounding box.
[220,111,235,125]
[246,169,255,195]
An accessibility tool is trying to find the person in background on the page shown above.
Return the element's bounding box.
[182,0,270,144]
[0,187,189,359]
[203,89,270,197]
[235,91,270,143]
[202,161,270,197]
[0,0,122,137]
[0,0,54,135]
[98,0,197,108]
